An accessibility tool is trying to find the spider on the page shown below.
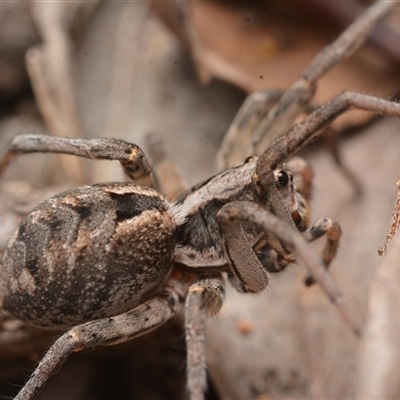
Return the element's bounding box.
[1,1,400,400]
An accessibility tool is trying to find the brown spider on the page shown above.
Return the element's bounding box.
[1,2,400,400]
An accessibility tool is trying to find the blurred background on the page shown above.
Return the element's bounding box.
[1,1,400,399]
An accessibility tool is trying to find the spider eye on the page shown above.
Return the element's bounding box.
[276,170,289,188]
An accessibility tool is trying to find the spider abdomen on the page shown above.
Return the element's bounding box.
[0,182,178,329]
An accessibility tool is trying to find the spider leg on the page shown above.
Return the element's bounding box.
[144,132,188,200]
[216,1,394,170]
[14,283,186,400]
[251,216,340,280]
[185,274,225,400]
[215,89,283,170]
[256,91,400,186]
[0,133,153,186]
[217,201,361,337]
[251,0,395,153]
[302,217,342,286]
[297,102,363,197]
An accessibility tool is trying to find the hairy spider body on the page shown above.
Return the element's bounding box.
[1,182,181,329]
[0,154,303,328]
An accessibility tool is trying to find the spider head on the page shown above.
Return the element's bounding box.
[253,161,310,232]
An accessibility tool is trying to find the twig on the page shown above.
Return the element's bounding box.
[378,177,400,256]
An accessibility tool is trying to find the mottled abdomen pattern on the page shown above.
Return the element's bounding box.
[0,182,178,329]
